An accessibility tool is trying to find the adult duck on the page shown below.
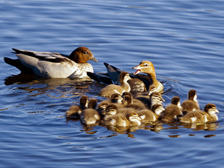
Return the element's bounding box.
[4,46,98,79]
[87,61,163,93]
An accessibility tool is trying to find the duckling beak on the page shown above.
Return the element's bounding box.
[90,55,98,62]
[161,97,165,102]
[215,109,219,113]
[132,65,141,75]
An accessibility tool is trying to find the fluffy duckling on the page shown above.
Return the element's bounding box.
[179,103,219,123]
[136,109,158,123]
[5,47,98,78]
[99,71,131,98]
[126,111,142,126]
[181,89,200,112]
[132,61,163,93]
[122,92,146,110]
[160,96,183,123]
[65,95,88,119]
[101,104,130,127]
[151,104,165,119]
[150,92,165,109]
[80,98,100,125]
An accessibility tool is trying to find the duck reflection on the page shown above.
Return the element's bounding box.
[4,73,96,98]
[180,122,219,131]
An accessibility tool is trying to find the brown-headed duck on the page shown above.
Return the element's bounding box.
[4,47,97,78]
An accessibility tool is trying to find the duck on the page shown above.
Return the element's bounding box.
[65,95,88,119]
[126,111,142,126]
[136,109,158,123]
[122,92,146,110]
[179,103,219,123]
[132,61,163,93]
[181,89,200,112]
[99,71,131,98]
[151,104,165,119]
[87,60,163,93]
[79,98,100,125]
[160,96,183,123]
[101,104,130,127]
[4,46,98,79]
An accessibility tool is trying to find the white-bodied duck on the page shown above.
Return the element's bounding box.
[4,46,98,79]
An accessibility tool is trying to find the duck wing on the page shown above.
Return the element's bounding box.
[87,72,112,85]
[12,48,69,63]
[104,62,121,84]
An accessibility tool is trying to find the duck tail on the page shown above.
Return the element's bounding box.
[4,57,32,73]
[87,72,112,85]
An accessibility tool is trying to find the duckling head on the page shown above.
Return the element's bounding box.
[80,95,88,107]
[132,61,155,75]
[152,104,165,115]
[127,111,141,126]
[119,71,131,84]
[111,93,123,104]
[204,103,219,114]
[188,89,197,101]
[88,98,97,109]
[104,104,118,116]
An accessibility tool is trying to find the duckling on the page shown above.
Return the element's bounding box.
[150,92,165,109]
[65,95,88,119]
[151,104,165,119]
[79,98,100,125]
[5,47,98,78]
[126,111,142,126]
[179,103,219,123]
[99,71,131,98]
[181,89,200,112]
[122,92,146,110]
[136,109,157,123]
[160,96,182,123]
[101,104,130,127]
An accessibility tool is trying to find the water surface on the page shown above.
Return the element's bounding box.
[1,0,224,167]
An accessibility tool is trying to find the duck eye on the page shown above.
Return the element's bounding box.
[144,64,148,67]
[83,51,88,54]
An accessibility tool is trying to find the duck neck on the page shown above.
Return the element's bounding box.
[148,72,163,91]
[120,80,131,92]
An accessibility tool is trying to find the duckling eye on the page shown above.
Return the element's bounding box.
[83,51,88,54]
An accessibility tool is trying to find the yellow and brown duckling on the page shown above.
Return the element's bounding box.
[65,95,88,119]
[160,96,183,123]
[79,98,100,125]
[122,92,146,110]
[151,104,165,119]
[99,71,131,98]
[181,89,200,112]
[126,111,142,126]
[101,104,130,127]
[179,103,219,123]
[136,109,158,123]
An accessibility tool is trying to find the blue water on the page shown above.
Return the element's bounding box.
[1,0,224,167]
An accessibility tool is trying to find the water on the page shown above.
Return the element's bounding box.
[1,0,224,167]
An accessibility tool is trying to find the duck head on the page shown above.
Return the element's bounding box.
[132,61,155,75]
[68,46,98,63]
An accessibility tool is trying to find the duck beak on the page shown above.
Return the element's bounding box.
[91,55,98,62]
[132,65,141,75]
[215,109,219,113]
